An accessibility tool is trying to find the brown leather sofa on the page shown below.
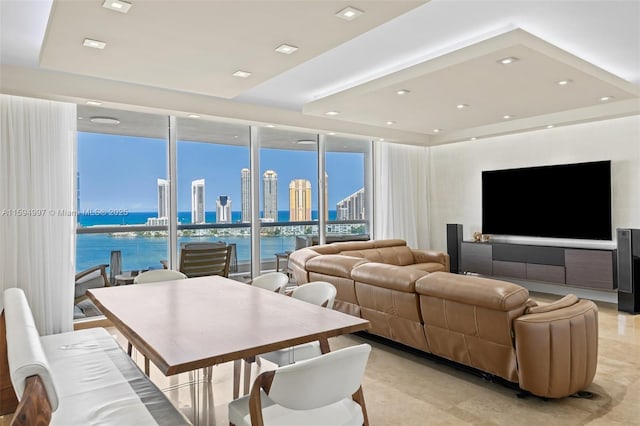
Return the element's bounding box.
[290,239,598,399]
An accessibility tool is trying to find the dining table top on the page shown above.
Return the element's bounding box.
[88,275,370,376]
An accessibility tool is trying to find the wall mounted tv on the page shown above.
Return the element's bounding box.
[482,160,612,240]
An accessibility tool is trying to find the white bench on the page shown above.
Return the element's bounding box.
[2,288,190,425]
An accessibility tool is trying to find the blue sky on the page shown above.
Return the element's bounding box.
[78,132,364,212]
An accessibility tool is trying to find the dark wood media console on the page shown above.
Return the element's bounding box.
[460,241,616,291]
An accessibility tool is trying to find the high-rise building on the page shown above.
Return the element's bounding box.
[289,179,311,221]
[157,178,169,218]
[191,179,205,224]
[263,170,278,221]
[216,195,232,223]
[336,188,365,220]
[240,168,251,223]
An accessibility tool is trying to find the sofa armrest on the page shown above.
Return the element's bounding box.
[289,248,322,284]
[514,299,598,398]
[411,249,450,272]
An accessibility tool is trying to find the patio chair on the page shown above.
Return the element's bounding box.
[74,264,110,303]
[228,344,371,426]
[179,242,233,278]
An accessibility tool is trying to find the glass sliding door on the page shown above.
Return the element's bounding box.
[176,117,251,279]
[325,135,371,240]
[259,127,318,271]
[76,106,168,319]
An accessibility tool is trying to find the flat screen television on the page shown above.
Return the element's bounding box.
[482,160,612,240]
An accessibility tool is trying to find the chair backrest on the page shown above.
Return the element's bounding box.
[291,281,337,308]
[266,344,371,410]
[251,272,289,293]
[179,244,232,278]
[134,269,187,284]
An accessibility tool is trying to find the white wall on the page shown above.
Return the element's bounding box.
[428,115,640,252]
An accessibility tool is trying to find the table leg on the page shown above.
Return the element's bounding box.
[319,338,330,354]
[233,359,241,399]
[243,360,252,395]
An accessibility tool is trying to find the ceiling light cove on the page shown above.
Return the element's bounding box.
[336,6,364,21]
[275,44,298,54]
[325,111,340,116]
[187,114,201,118]
[456,104,469,109]
[82,38,106,49]
[232,70,252,78]
[297,139,316,145]
[396,89,410,95]
[102,0,132,14]
[86,100,102,106]
[497,57,519,65]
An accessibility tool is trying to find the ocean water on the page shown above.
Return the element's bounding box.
[76,210,336,272]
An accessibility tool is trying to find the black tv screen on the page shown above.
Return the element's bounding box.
[482,161,612,240]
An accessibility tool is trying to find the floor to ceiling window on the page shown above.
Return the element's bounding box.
[74,106,374,319]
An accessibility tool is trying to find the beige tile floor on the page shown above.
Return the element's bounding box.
[122,293,640,426]
[2,293,638,425]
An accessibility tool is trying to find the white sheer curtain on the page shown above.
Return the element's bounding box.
[373,141,431,249]
[0,95,77,334]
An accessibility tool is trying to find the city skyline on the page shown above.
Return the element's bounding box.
[77,132,365,213]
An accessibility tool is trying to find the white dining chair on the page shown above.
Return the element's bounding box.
[258,281,337,367]
[133,269,187,284]
[250,271,289,293]
[228,344,372,426]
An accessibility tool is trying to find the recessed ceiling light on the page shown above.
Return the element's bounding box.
[275,44,298,54]
[234,135,239,138]
[456,104,469,109]
[600,96,615,101]
[470,137,477,141]
[187,114,200,118]
[232,70,252,78]
[497,57,519,65]
[325,111,340,116]
[328,132,336,136]
[102,0,132,13]
[546,125,555,129]
[83,38,106,49]
[396,89,410,95]
[433,129,441,133]
[86,100,102,106]
[503,114,514,119]
[89,116,120,125]
[386,121,395,125]
[379,138,385,142]
[336,6,364,21]
[297,140,316,145]
[77,117,84,120]
[265,124,276,128]
[557,79,572,86]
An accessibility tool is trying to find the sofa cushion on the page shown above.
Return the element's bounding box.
[415,272,529,312]
[340,246,415,266]
[352,263,429,293]
[306,255,369,279]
